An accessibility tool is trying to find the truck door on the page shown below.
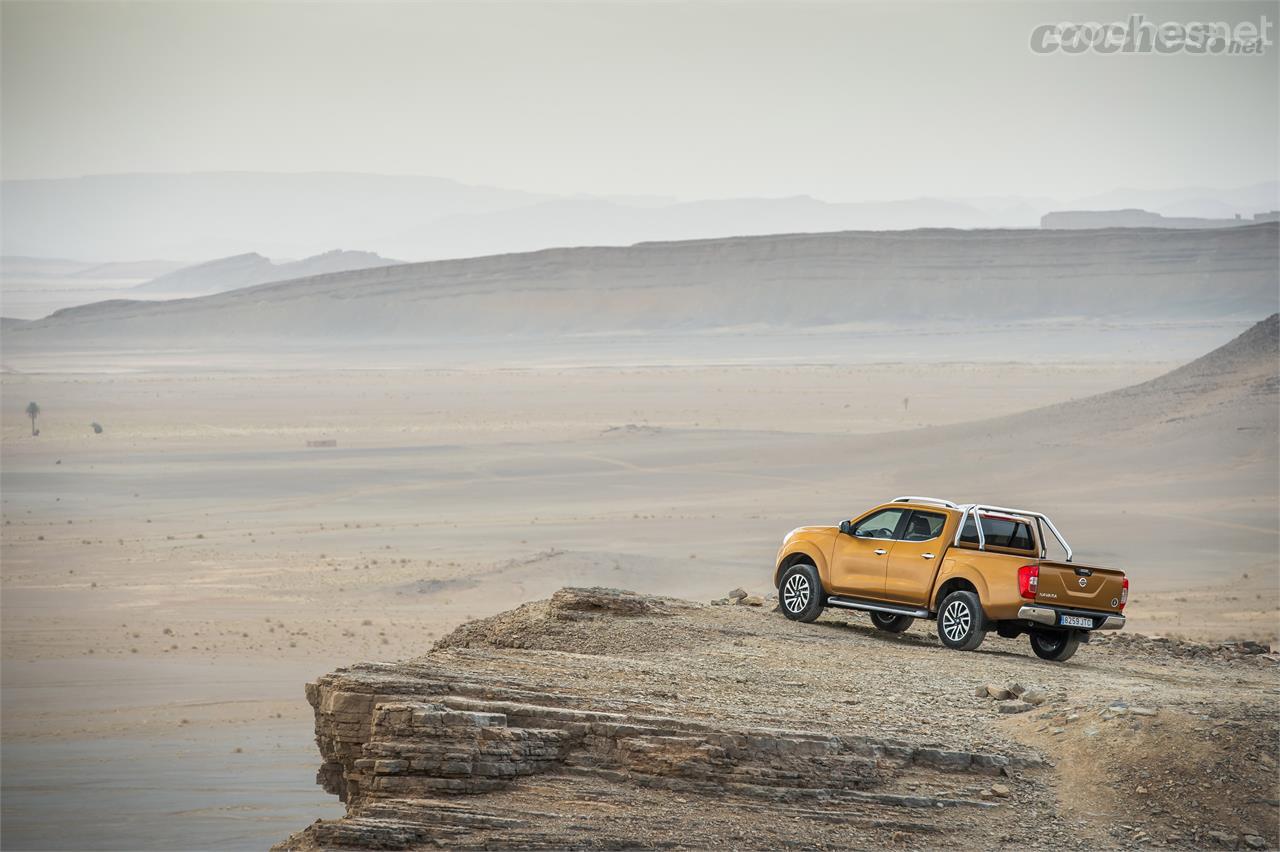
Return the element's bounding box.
[829,507,906,598]
[885,510,948,606]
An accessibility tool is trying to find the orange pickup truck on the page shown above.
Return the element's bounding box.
[774,496,1127,662]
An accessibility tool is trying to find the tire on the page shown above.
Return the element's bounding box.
[1029,630,1081,662]
[778,563,824,623]
[870,611,914,633]
[936,590,987,651]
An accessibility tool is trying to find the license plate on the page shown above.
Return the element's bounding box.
[1059,614,1093,628]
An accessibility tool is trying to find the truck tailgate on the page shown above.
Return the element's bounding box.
[1037,561,1125,613]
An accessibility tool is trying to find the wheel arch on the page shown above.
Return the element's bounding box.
[774,545,827,589]
[932,571,989,617]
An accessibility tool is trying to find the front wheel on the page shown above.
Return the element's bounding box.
[1029,629,1080,662]
[936,591,987,651]
[870,612,914,633]
[778,563,824,623]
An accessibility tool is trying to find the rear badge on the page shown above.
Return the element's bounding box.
[1078,576,1088,588]
[1111,597,1119,607]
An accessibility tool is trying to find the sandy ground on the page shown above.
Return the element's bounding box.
[1,324,1276,849]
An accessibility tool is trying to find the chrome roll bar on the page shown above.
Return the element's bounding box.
[889,496,1074,561]
[955,503,1073,563]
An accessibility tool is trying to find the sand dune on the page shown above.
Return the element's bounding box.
[762,317,1277,615]
[929,312,1278,449]
[6,224,1276,343]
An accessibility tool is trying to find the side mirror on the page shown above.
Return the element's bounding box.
[839,520,853,535]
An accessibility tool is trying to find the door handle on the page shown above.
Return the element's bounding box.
[874,548,887,555]
[922,553,935,559]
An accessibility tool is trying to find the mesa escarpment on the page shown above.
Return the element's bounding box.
[277,588,1278,851]
[9,224,1277,342]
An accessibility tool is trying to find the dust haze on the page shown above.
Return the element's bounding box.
[1,1,1278,850]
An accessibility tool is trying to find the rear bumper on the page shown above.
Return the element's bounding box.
[1018,604,1125,631]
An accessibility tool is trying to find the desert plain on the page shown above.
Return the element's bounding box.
[1,319,1276,849]
[1,226,1277,849]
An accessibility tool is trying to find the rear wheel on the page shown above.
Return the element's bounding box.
[936,590,987,651]
[870,612,913,633]
[1029,629,1081,662]
[778,563,824,623]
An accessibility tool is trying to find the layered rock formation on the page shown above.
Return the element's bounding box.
[277,588,1278,850]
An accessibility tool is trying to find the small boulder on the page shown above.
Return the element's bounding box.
[998,701,1034,714]
[974,684,988,698]
[739,595,765,607]
[1006,682,1026,697]
[1021,689,1048,706]
[1130,706,1158,717]
[1244,835,1267,849]
[727,588,748,601]
[549,587,686,618]
[990,783,1011,798]
[986,685,1013,700]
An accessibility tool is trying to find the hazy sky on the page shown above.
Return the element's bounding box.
[2,1,1277,201]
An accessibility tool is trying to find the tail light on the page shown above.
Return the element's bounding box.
[1119,578,1128,610]
[1017,564,1039,600]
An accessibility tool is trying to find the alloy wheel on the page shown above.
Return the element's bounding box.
[783,573,810,613]
[942,599,971,642]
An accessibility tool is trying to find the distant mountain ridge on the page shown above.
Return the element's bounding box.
[133,249,403,295]
[7,223,1277,345]
[1042,209,1279,230]
[2,172,1274,262]
[378,195,1032,260]
[0,172,546,262]
[1,256,186,280]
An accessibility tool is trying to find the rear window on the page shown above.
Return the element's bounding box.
[960,515,1035,550]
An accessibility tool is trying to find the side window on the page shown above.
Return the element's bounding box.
[960,515,1035,550]
[903,511,945,542]
[852,508,905,540]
